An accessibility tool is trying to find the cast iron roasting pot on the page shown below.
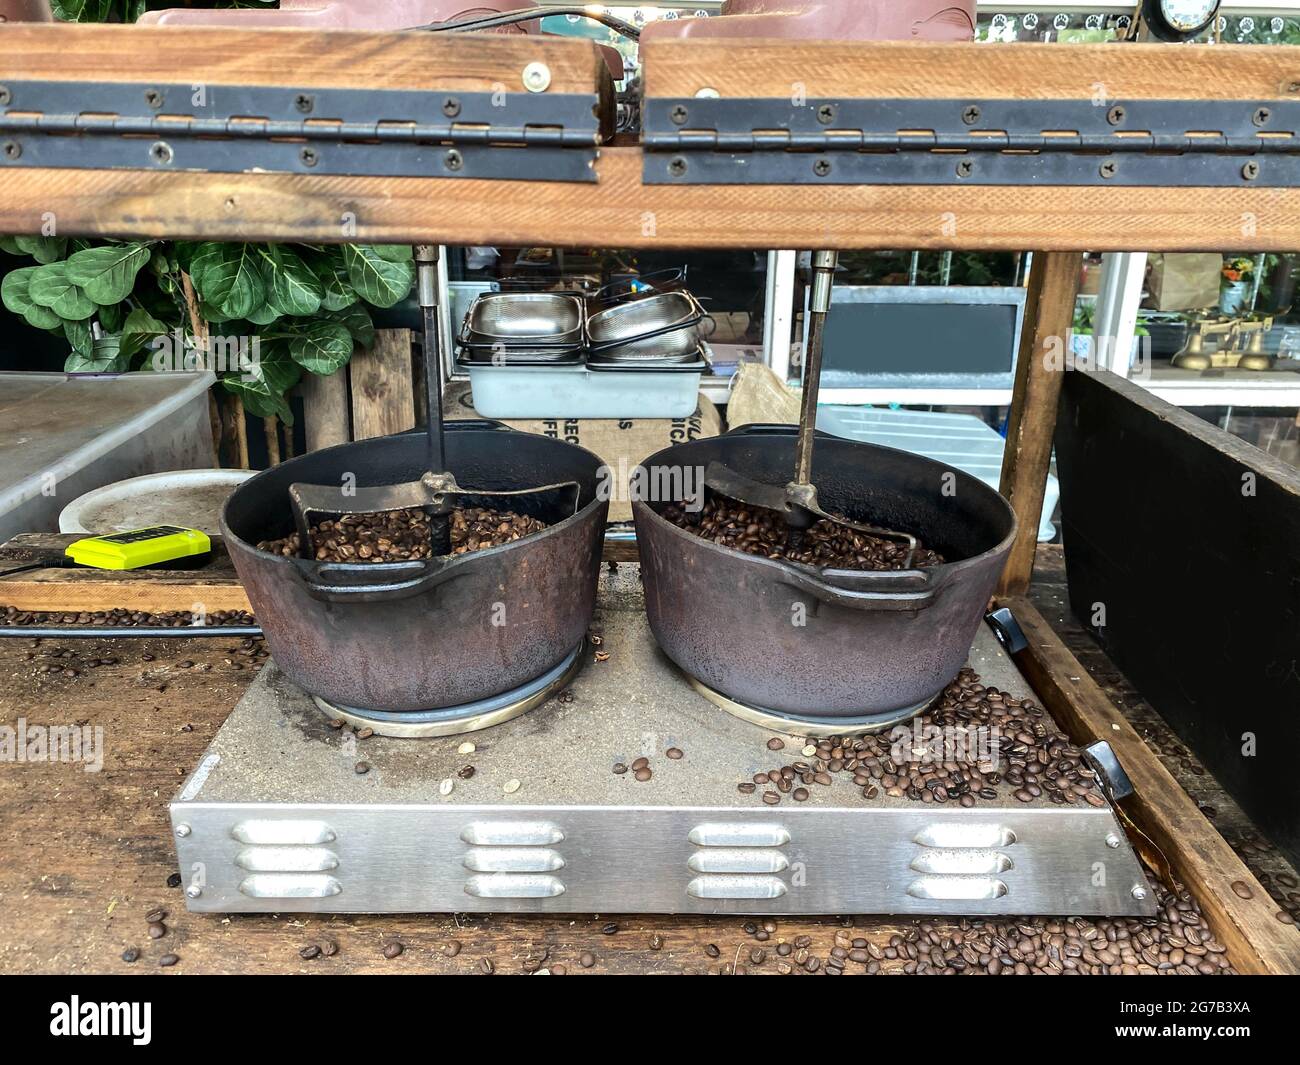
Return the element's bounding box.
[632,425,1017,723]
[223,421,609,712]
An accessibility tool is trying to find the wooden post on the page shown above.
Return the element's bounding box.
[997,251,1080,597]
[299,370,351,452]
[349,329,415,441]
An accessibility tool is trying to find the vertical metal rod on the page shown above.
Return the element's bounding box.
[794,250,838,486]
[415,245,444,474]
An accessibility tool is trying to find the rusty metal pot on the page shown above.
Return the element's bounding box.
[222,421,608,712]
[632,425,1015,723]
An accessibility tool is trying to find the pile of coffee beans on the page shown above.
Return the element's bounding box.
[739,665,1106,808]
[660,494,943,571]
[0,605,256,628]
[258,506,548,563]
[719,881,1235,975]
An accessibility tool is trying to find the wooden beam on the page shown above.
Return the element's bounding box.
[0,23,608,94]
[1006,596,1300,976]
[299,369,352,452]
[9,149,1300,251]
[643,38,1300,101]
[997,251,1079,597]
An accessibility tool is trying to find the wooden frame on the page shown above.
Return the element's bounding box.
[1,23,1297,974]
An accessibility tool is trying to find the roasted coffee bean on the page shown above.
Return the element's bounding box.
[579,952,596,968]
[793,787,810,801]
[602,923,619,935]
[666,747,684,760]
[767,738,785,751]
[299,945,321,960]
[457,765,475,779]
[121,948,139,963]
[147,922,166,940]
[662,494,942,572]
[704,943,721,958]
[258,506,548,563]
[167,872,182,889]
[158,954,179,968]
[737,782,756,794]
[762,791,780,805]
[750,948,766,964]
[354,761,370,775]
[612,762,628,775]
[144,908,166,923]
[634,767,653,782]
[383,942,403,959]
[649,934,664,951]
[631,757,649,771]
[322,939,339,957]
[480,959,495,974]
[442,940,462,957]
[776,942,792,956]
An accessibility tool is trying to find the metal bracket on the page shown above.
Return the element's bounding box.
[643,96,1300,186]
[0,80,601,182]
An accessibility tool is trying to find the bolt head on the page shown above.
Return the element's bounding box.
[1242,161,1260,180]
[962,105,981,125]
[299,147,318,167]
[444,149,464,172]
[2,140,20,161]
[294,93,314,114]
[668,155,688,177]
[1131,885,1148,900]
[1105,833,1121,849]
[144,88,164,110]
[1106,105,1126,126]
[694,87,720,99]
[185,885,202,899]
[1099,160,1118,179]
[813,158,832,176]
[816,104,836,125]
[1253,107,1271,126]
[522,61,552,93]
[956,160,974,178]
[669,104,689,125]
[150,141,174,165]
[175,823,191,838]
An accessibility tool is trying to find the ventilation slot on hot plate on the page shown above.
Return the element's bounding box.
[906,823,1016,901]
[460,821,566,899]
[687,822,790,900]
[232,820,341,900]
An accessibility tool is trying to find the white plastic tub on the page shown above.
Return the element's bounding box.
[0,370,216,543]
[59,469,254,535]
[463,356,706,419]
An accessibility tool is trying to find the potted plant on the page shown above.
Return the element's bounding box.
[1220,256,1255,315]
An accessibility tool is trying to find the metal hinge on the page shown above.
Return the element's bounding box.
[0,80,601,182]
[643,96,1300,186]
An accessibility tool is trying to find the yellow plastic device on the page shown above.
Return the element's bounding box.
[64,525,212,570]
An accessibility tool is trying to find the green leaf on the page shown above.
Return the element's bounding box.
[260,245,323,317]
[370,244,413,263]
[306,249,355,312]
[328,303,375,349]
[245,303,281,327]
[120,307,169,361]
[288,320,353,375]
[14,236,68,264]
[29,262,98,320]
[191,243,265,320]
[64,243,151,305]
[65,336,128,374]
[221,342,301,423]
[342,244,415,308]
[3,267,63,329]
[0,237,23,255]
[64,318,93,356]
[97,302,124,332]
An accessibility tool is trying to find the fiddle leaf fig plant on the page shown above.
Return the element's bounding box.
[1,238,415,423]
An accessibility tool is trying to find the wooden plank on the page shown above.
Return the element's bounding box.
[9,147,1300,252]
[0,23,608,95]
[644,38,1300,101]
[997,251,1079,598]
[299,370,351,452]
[0,533,250,614]
[1006,595,1300,976]
[348,329,415,441]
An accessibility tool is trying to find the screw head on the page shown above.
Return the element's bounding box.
[1106,105,1126,126]
[299,146,319,167]
[667,155,688,177]
[669,104,689,126]
[442,96,461,119]
[694,87,720,99]
[1105,833,1121,849]
[149,141,174,165]
[175,823,191,838]
[294,93,314,114]
[444,148,463,172]
[1131,885,1148,901]
[962,104,981,125]
[955,159,974,178]
[816,103,837,126]
[1099,159,1118,179]
[2,140,20,161]
[144,88,164,110]
[1253,106,1272,127]
[0,85,11,107]
[1242,160,1261,181]
[813,157,832,177]
[185,884,202,899]
[522,61,551,93]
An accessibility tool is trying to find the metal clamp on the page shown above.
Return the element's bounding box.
[1082,740,1135,803]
